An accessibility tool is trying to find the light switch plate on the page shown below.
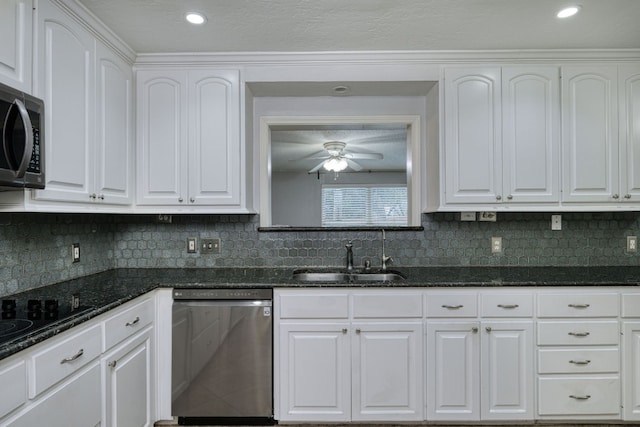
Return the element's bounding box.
[201,238,220,254]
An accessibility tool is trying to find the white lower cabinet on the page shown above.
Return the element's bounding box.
[275,289,424,422]
[622,292,640,421]
[426,320,533,421]
[103,327,154,427]
[0,292,161,426]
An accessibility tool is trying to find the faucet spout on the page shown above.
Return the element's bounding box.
[345,240,354,271]
[381,229,392,272]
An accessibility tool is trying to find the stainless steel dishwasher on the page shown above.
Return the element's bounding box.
[171,288,274,425]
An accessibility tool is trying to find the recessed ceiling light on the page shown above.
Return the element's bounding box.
[557,6,581,18]
[185,12,206,25]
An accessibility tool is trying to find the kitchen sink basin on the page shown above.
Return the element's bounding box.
[292,269,406,283]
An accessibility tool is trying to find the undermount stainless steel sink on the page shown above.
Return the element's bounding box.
[292,269,406,283]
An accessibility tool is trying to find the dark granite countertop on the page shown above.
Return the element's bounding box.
[2,266,640,360]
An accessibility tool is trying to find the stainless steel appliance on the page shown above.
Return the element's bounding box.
[0,81,44,189]
[172,288,274,425]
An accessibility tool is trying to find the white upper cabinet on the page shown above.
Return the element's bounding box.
[443,66,560,208]
[94,42,133,205]
[619,65,640,203]
[502,67,560,204]
[30,0,133,209]
[33,0,95,204]
[561,65,619,203]
[0,0,32,92]
[136,68,247,211]
[444,67,502,205]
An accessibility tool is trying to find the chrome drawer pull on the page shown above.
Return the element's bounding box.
[471,327,478,333]
[341,328,348,334]
[355,328,361,334]
[60,348,84,364]
[442,304,463,309]
[569,359,591,365]
[125,316,140,327]
[568,332,590,337]
[568,304,590,309]
[108,360,117,368]
[569,394,591,400]
[497,304,519,309]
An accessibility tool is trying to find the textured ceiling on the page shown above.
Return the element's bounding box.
[77,0,640,53]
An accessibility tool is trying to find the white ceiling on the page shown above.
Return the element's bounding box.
[271,126,407,173]
[76,0,640,54]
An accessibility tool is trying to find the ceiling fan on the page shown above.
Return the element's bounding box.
[292,141,384,173]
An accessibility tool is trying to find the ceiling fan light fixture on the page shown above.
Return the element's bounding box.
[324,157,348,172]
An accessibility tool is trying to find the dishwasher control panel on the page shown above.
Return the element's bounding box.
[173,288,272,300]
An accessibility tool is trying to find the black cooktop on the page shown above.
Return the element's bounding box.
[0,298,94,346]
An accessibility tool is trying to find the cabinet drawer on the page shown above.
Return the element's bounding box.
[105,298,154,349]
[537,321,619,346]
[279,293,349,319]
[537,292,618,317]
[621,293,640,317]
[480,292,533,317]
[538,376,620,416]
[353,293,423,318]
[538,348,619,374]
[30,323,102,398]
[0,360,27,418]
[426,292,477,317]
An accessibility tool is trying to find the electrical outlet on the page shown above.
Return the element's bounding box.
[460,212,476,221]
[201,238,220,254]
[187,237,197,253]
[71,295,80,309]
[491,237,502,254]
[628,236,638,253]
[551,214,562,230]
[71,243,80,263]
[479,211,497,222]
[157,214,172,224]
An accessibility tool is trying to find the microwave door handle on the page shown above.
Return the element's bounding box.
[3,98,34,178]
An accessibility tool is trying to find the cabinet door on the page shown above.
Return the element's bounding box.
[562,65,619,202]
[0,0,31,92]
[6,363,101,427]
[33,0,94,203]
[187,69,241,206]
[136,70,188,205]
[104,329,154,427]
[481,321,534,420]
[352,322,423,421]
[94,42,132,205]
[279,322,350,422]
[426,321,480,420]
[444,67,502,204]
[502,67,560,203]
[619,65,640,203]
[623,321,640,420]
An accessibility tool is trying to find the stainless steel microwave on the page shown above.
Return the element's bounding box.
[0,81,44,189]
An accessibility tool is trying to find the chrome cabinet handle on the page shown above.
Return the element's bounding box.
[190,197,195,203]
[89,193,96,199]
[108,360,117,368]
[569,359,591,365]
[569,394,591,400]
[98,194,104,200]
[568,304,590,309]
[125,316,140,327]
[442,304,463,309]
[60,348,84,364]
[497,304,519,309]
[471,327,478,333]
[485,327,492,332]
[355,328,361,334]
[178,198,183,203]
[613,194,620,199]
[568,332,590,337]
[625,194,632,199]
[496,195,502,200]
[341,328,348,334]
[507,195,513,200]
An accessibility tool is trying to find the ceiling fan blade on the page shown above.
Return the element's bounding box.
[344,152,384,160]
[288,150,329,162]
[346,159,363,171]
[308,160,327,173]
